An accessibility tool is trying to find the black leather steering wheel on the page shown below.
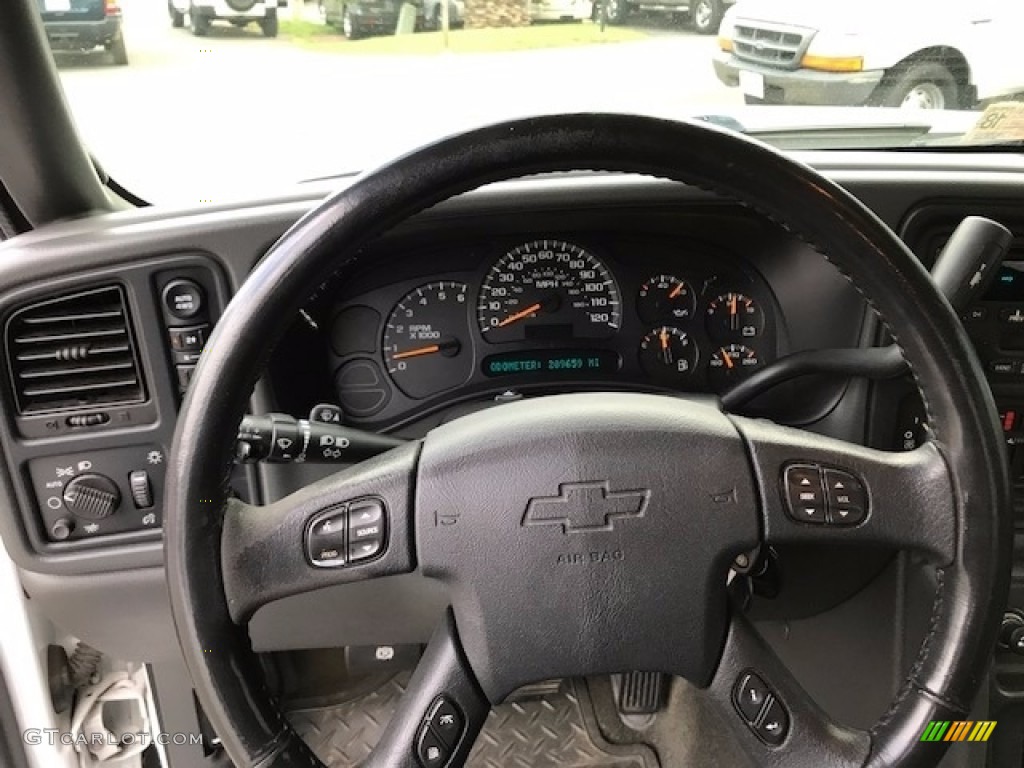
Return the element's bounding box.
[165,114,1012,768]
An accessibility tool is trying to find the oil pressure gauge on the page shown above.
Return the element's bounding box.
[637,274,696,324]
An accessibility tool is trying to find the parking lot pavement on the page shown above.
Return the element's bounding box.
[54,0,740,203]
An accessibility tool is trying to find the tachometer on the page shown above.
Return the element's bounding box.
[477,240,621,343]
[382,281,472,399]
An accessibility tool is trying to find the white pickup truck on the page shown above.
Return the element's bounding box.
[713,0,1024,109]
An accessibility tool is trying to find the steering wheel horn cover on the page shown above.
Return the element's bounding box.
[417,392,759,701]
[165,114,1011,768]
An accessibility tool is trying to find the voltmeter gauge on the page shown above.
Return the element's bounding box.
[706,292,764,342]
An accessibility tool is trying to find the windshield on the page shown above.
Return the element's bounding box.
[40,0,1024,202]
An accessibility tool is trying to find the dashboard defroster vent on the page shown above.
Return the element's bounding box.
[5,285,146,414]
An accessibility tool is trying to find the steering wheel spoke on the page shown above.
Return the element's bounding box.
[220,441,421,623]
[731,416,956,564]
[706,612,870,767]
[362,611,490,768]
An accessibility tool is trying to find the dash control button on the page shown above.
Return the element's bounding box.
[783,464,825,524]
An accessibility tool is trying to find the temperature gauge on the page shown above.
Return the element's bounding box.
[709,344,763,388]
[639,326,698,384]
[637,275,696,324]
[706,292,764,342]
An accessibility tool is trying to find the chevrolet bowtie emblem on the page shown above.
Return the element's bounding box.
[523,481,650,534]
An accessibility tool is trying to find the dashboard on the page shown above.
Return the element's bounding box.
[326,233,780,429]
[2,158,1024,766]
[0,160,1023,742]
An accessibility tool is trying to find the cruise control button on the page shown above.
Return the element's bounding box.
[416,724,449,768]
[428,697,463,748]
[733,672,770,724]
[756,698,789,746]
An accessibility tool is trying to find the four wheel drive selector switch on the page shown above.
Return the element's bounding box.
[305,499,387,567]
[416,696,465,768]
[783,463,867,526]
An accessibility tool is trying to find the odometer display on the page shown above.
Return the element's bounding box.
[482,349,621,377]
[477,240,621,343]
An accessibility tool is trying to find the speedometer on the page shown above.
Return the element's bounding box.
[477,240,621,343]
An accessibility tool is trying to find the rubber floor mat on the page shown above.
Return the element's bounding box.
[287,672,659,768]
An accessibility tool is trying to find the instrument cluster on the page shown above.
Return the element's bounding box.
[328,236,780,429]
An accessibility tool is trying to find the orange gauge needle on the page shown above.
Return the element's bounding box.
[660,328,674,365]
[496,302,542,328]
[668,283,683,299]
[392,344,440,360]
[720,348,734,369]
[729,294,738,316]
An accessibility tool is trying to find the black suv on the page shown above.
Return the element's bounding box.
[36,0,127,66]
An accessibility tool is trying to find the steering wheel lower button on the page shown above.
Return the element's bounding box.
[733,672,771,724]
[755,698,789,746]
[415,723,450,768]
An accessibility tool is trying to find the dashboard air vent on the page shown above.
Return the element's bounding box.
[6,285,145,414]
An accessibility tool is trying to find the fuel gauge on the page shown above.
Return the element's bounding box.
[639,326,698,384]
